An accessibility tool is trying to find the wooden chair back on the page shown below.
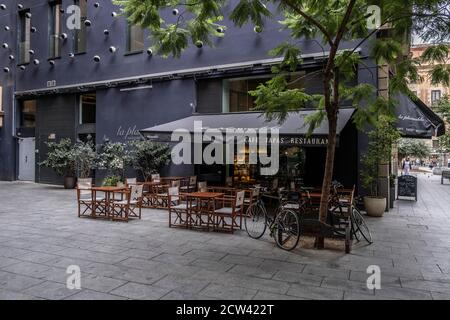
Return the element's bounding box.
[189,176,197,186]
[77,180,92,197]
[130,184,144,202]
[126,178,137,185]
[151,174,160,182]
[235,191,245,208]
[171,180,181,188]
[198,181,207,192]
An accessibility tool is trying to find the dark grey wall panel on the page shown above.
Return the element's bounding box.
[196,79,223,114]
[35,95,77,184]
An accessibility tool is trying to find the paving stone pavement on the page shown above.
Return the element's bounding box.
[1,173,450,300]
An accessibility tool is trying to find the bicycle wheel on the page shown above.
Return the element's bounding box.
[245,202,267,239]
[273,209,300,251]
[352,207,373,244]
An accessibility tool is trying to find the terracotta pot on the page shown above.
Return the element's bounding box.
[64,176,76,189]
[364,196,386,217]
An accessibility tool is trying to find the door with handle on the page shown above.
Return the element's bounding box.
[18,138,36,181]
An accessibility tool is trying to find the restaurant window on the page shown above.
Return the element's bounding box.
[126,23,144,53]
[431,90,441,104]
[48,1,62,59]
[79,94,96,124]
[19,100,37,128]
[73,0,87,54]
[223,73,306,113]
[18,9,31,64]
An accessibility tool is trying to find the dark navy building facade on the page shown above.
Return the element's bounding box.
[0,0,380,189]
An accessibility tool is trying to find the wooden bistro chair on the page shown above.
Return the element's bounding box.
[181,176,197,193]
[110,184,144,221]
[76,179,106,218]
[126,178,137,186]
[151,173,161,182]
[198,181,207,192]
[214,190,245,233]
[168,187,195,228]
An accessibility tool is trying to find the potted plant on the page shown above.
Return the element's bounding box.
[39,138,76,189]
[97,139,127,186]
[361,115,401,217]
[126,140,171,182]
[73,140,97,180]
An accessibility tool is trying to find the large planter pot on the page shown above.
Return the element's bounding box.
[364,196,387,217]
[64,176,76,189]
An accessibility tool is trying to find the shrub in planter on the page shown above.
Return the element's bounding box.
[73,140,97,179]
[39,138,76,189]
[102,175,122,187]
[97,139,127,180]
[361,115,401,217]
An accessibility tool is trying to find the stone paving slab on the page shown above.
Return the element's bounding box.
[1,173,450,300]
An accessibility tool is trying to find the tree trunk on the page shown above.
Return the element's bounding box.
[316,112,338,249]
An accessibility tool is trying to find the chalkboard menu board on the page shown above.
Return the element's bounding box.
[397,175,417,201]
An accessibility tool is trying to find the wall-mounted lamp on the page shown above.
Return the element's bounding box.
[104,29,110,36]
[111,11,118,17]
[60,33,68,40]
[8,55,14,60]
[147,48,153,56]
[195,40,203,48]
[172,8,179,15]
[0,4,6,10]
[216,27,224,33]
[33,59,40,65]
[28,49,35,55]
[254,25,263,33]
[25,12,32,18]
[4,26,10,31]
[19,65,26,71]
[3,67,10,73]
[2,43,8,49]
[84,20,92,27]
[109,46,117,53]
[69,53,75,58]
[94,2,100,8]
[49,60,55,66]
[30,27,37,33]
[93,55,101,63]
[17,4,23,10]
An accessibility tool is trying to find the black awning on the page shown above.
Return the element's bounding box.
[395,93,445,138]
[140,108,355,146]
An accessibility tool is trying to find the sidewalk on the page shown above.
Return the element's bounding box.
[0,174,450,300]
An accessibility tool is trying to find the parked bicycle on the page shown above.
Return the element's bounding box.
[245,190,302,251]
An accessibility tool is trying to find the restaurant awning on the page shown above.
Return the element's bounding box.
[140,108,356,147]
[395,93,445,138]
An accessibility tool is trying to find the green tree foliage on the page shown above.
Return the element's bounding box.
[72,140,97,179]
[39,138,76,177]
[398,138,431,160]
[96,139,127,179]
[433,95,450,153]
[114,0,450,228]
[361,115,401,197]
[126,140,171,182]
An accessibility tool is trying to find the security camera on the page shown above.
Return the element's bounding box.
[84,20,92,27]
[20,65,26,71]
[2,43,8,49]
[172,8,179,15]
[25,12,32,18]
[94,2,100,8]
[28,49,35,55]
[17,4,23,10]
[33,59,40,65]
[147,48,153,56]
[104,29,110,36]
[3,67,10,73]
[0,4,6,10]
[111,11,118,17]
[8,55,14,60]
[93,55,101,62]
[109,46,117,53]
[195,40,203,48]
[49,60,55,66]
[4,26,10,31]
[60,33,68,40]
[30,27,37,33]
[254,25,263,33]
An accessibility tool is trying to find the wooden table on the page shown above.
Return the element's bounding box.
[184,192,224,231]
[91,186,128,218]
